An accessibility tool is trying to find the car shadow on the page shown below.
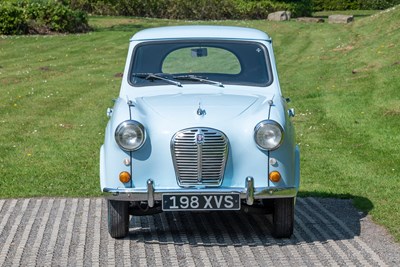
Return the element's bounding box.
[124,195,373,245]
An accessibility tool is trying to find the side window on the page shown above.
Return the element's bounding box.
[162,47,241,74]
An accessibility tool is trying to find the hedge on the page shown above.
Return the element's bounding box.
[312,0,400,11]
[0,0,89,35]
[65,0,313,19]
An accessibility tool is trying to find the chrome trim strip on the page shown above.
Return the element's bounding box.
[103,181,297,203]
[197,140,203,182]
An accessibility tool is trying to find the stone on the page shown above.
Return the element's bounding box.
[297,17,325,23]
[328,15,354,24]
[267,11,291,21]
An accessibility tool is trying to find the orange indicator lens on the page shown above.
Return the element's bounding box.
[269,171,281,183]
[119,171,131,183]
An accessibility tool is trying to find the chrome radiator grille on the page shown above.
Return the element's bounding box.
[171,128,228,186]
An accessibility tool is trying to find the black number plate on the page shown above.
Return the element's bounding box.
[162,193,241,211]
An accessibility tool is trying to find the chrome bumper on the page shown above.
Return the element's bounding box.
[103,177,297,207]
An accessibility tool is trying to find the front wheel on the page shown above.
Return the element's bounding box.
[272,197,295,238]
[108,200,129,238]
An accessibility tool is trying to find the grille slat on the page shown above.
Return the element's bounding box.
[171,128,228,186]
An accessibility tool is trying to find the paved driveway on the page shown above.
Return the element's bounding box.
[0,197,399,266]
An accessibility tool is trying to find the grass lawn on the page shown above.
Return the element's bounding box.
[1,8,399,241]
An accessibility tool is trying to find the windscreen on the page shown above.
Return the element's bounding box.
[129,41,272,87]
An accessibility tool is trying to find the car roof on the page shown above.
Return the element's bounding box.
[130,25,271,42]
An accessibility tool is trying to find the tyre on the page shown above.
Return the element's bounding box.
[108,200,129,238]
[272,197,294,238]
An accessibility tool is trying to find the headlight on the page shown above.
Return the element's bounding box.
[115,120,145,151]
[254,120,283,151]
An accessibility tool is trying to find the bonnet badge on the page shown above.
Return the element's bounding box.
[197,102,206,116]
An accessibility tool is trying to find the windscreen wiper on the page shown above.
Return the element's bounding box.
[173,75,224,87]
[132,73,182,87]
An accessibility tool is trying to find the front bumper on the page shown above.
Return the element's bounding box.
[103,177,297,207]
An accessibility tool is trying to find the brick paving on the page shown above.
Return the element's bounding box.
[0,197,398,266]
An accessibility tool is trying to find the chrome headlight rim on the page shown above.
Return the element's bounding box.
[115,120,146,151]
[254,120,284,151]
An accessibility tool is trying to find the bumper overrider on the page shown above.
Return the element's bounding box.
[103,177,297,207]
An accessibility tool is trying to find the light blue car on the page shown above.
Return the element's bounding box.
[100,25,300,239]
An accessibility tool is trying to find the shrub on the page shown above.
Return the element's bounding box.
[0,3,28,35]
[0,0,89,35]
[234,0,282,19]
